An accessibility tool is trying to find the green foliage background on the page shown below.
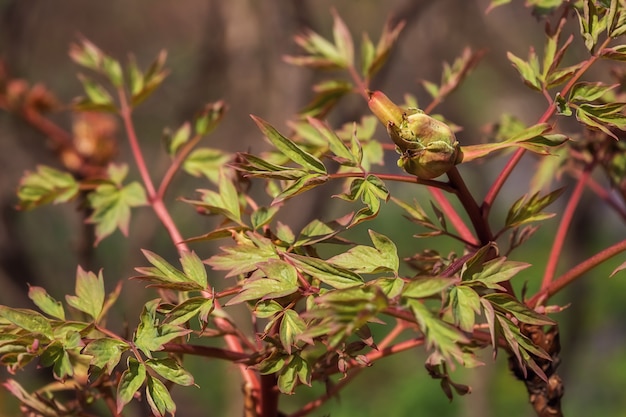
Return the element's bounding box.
[1,0,626,416]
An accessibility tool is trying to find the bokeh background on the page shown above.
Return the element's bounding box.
[1,0,626,416]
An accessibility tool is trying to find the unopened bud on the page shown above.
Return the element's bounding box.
[368,91,461,179]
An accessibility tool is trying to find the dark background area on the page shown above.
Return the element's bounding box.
[1,1,625,416]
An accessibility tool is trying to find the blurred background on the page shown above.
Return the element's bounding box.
[1,0,626,416]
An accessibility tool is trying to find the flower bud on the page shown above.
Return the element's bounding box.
[368,90,461,179]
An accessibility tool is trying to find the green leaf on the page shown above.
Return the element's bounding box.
[146,358,194,386]
[327,229,398,274]
[194,100,226,136]
[102,55,124,87]
[77,74,116,110]
[134,299,192,358]
[65,267,105,321]
[17,165,79,210]
[507,51,541,91]
[182,147,231,184]
[272,173,329,205]
[280,309,307,354]
[167,122,191,156]
[485,293,556,325]
[337,174,389,227]
[87,164,147,244]
[450,286,481,332]
[83,338,129,374]
[407,299,468,363]
[486,0,512,13]
[146,375,176,417]
[569,82,618,102]
[251,116,326,174]
[165,297,213,325]
[251,206,279,230]
[278,355,310,394]
[131,50,169,106]
[134,250,209,291]
[227,260,299,305]
[185,169,243,224]
[286,253,363,289]
[255,300,283,319]
[298,79,353,118]
[505,188,564,229]
[40,341,74,379]
[403,276,455,299]
[295,218,343,247]
[116,357,147,414]
[69,38,104,70]
[307,117,355,164]
[470,258,530,289]
[28,286,65,320]
[365,19,404,78]
[206,232,279,277]
[576,102,626,139]
[180,251,208,289]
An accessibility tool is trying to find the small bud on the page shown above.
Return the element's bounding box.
[368,90,461,179]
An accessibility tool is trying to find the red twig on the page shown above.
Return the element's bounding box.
[528,238,626,307]
[540,165,592,295]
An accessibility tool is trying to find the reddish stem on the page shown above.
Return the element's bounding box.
[157,133,203,200]
[161,343,250,362]
[329,171,455,193]
[482,37,611,218]
[540,166,592,295]
[528,238,626,307]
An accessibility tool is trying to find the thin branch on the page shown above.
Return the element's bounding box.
[528,238,626,307]
[482,37,612,218]
[540,165,592,294]
[157,133,203,200]
[329,171,456,193]
[161,342,250,362]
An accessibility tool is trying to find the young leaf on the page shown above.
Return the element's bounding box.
[87,165,147,244]
[327,229,398,274]
[277,355,310,394]
[167,121,191,156]
[65,267,105,321]
[17,165,79,210]
[206,232,280,277]
[83,338,129,374]
[182,147,231,184]
[505,188,564,229]
[569,81,618,102]
[450,286,481,332]
[165,297,214,326]
[485,293,556,325]
[0,306,53,339]
[134,299,192,357]
[507,51,541,91]
[285,253,363,289]
[280,309,307,354]
[146,358,194,386]
[28,286,65,320]
[116,357,147,414]
[146,375,176,417]
[226,260,299,305]
[134,250,205,291]
[40,341,74,380]
[251,116,327,174]
[180,251,208,289]
[403,276,455,299]
[331,8,354,68]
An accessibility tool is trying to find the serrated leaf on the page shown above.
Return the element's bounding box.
[83,338,128,374]
[450,286,481,332]
[286,253,363,289]
[77,74,115,106]
[116,357,147,414]
[280,309,307,354]
[87,165,147,245]
[507,51,541,91]
[569,82,618,102]
[485,293,555,325]
[255,300,283,318]
[180,251,208,289]
[403,276,455,299]
[28,286,65,320]
[327,229,398,274]
[147,358,194,386]
[166,297,213,325]
[272,173,329,205]
[17,165,79,210]
[307,117,355,164]
[251,206,279,230]
[0,306,53,338]
[134,299,192,358]
[227,260,299,305]
[470,258,531,289]
[146,375,176,417]
[182,147,231,184]
[505,188,564,229]
[206,232,279,277]
[251,116,326,174]
[65,267,105,321]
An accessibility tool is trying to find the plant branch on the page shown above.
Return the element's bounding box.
[329,171,455,193]
[482,37,612,218]
[161,342,250,362]
[157,133,203,199]
[445,167,486,245]
[528,238,626,307]
[540,165,592,295]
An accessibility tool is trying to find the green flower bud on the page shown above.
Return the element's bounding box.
[368,90,461,179]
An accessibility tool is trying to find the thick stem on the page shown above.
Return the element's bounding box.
[446,167,489,245]
[540,166,592,295]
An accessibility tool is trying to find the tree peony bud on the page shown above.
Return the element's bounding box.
[368,91,461,179]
